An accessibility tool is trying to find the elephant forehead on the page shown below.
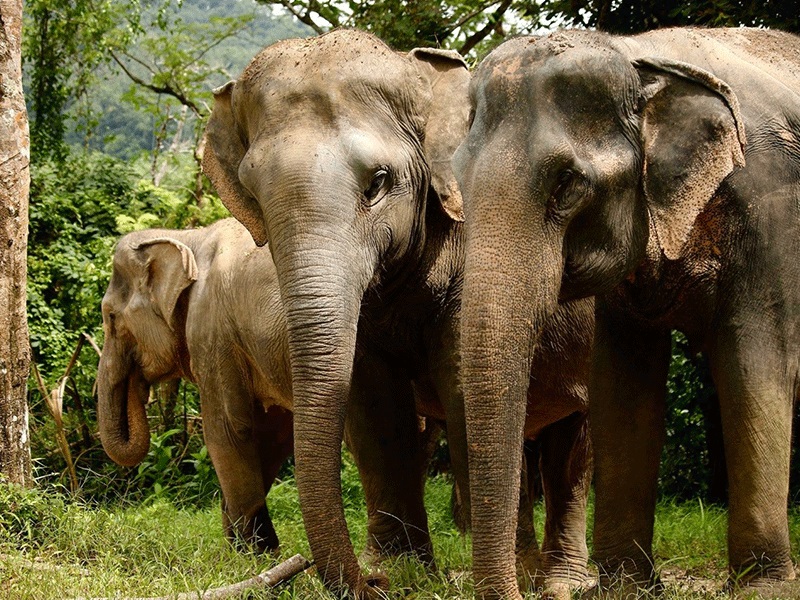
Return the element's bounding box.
[476,33,631,103]
[236,51,419,137]
[239,31,414,99]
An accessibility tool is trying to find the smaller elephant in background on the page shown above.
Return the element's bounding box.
[97,218,294,552]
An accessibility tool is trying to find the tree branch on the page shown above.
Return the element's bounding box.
[458,0,512,55]
[110,51,203,117]
[82,333,102,358]
[81,554,312,600]
[276,0,326,34]
[442,0,501,37]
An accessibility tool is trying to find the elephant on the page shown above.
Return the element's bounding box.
[453,27,800,599]
[202,29,595,599]
[98,216,452,566]
[97,218,294,552]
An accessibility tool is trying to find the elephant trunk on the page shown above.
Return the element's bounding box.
[270,225,376,598]
[97,336,151,467]
[461,187,562,599]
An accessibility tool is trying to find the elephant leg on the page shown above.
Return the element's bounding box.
[709,327,796,587]
[538,411,591,599]
[202,385,275,554]
[516,441,544,591]
[345,353,433,565]
[252,405,294,553]
[591,303,671,590]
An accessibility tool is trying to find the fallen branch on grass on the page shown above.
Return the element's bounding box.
[0,553,91,576]
[81,553,312,600]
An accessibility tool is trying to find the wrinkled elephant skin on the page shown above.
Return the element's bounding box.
[203,30,595,599]
[454,27,800,599]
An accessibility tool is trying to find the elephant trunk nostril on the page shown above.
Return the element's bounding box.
[365,571,390,591]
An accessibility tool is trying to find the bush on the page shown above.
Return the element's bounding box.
[661,333,719,501]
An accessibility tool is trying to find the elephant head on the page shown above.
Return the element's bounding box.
[452,32,745,599]
[97,232,198,467]
[202,30,469,597]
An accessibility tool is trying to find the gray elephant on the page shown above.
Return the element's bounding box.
[203,29,594,599]
[453,27,800,599]
[97,219,294,552]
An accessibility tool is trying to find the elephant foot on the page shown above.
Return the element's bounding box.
[362,522,435,568]
[541,580,577,600]
[727,565,798,599]
[222,503,280,554]
[540,573,593,600]
[588,567,661,600]
[597,559,658,588]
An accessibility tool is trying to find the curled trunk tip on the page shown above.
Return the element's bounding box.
[98,356,151,467]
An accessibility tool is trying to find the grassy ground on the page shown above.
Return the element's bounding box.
[1,466,799,599]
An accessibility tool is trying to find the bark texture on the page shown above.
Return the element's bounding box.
[0,0,32,486]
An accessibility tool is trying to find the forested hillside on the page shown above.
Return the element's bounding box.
[62,0,309,158]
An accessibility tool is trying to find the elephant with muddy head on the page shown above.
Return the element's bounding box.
[454,27,800,599]
[203,29,595,599]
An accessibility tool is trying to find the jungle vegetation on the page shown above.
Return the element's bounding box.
[3,1,799,596]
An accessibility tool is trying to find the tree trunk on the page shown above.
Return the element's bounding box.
[0,0,32,486]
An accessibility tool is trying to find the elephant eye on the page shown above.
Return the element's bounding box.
[553,169,575,198]
[550,168,590,215]
[363,167,391,207]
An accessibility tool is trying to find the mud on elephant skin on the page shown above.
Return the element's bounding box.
[203,29,595,600]
[454,27,800,599]
[97,218,295,553]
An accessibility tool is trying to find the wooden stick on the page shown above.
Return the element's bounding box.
[81,554,312,600]
[82,333,102,358]
[0,553,91,576]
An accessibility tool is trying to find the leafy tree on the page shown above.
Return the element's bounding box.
[262,0,545,55]
[24,0,132,162]
[535,0,800,34]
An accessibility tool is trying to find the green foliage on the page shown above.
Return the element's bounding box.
[132,429,219,505]
[534,0,800,34]
[0,479,67,549]
[350,0,477,50]
[24,0,145,161]
[260,0,536,56]
[70,0,310,159]
[661,333,718,501]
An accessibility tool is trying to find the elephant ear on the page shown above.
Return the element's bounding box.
[409,47,471,222]
[134,238,199,330]
[202,81,268,246]
[634,57,746,260]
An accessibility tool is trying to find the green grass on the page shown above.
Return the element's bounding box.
[1,476,799,599]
